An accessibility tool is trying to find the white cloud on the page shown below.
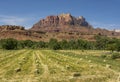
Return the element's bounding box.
[0,15,28,25]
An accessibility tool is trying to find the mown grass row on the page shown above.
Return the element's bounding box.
[0,49,119,82]
[33,52,44,75]
[0,50,35,81]
[39,50,113,82]
[0,50,26,67]
[57,50,120,72]
[35,51,64,82]
[54,50,119,81]
[3,50,32,77]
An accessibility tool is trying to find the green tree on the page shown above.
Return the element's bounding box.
[94,35,109,50]
[106,44,116,52]
[60,40,69,49]
[48,38,61,50]
[116,40,120,52]
[1,38,18,50]
[22,40,33,48]
[68,39,77,49]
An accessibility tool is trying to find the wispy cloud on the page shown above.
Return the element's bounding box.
[0,15,28,25]
[90,21,120,30]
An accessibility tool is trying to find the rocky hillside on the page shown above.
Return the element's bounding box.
[0,25,24,31]
[0,25,43,41]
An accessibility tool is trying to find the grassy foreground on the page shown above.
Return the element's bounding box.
[0,49,120,82]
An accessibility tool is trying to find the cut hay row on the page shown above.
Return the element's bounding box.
[0,49,119,82]
[39,50,110,82]
[33,52,43,75]
[0,50,15,59]
[11,50,34,81]
[0,51,25,69]
[0,50,33,81]
[60,50,110,56]
[52,50,117,81]
[58,50,120,82]
[0,49,25,60]
[0,50,26,66]
[36,50,74,81]
[35,51,50,78]
[58,50,120,71]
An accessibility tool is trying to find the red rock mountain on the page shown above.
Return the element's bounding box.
[31,13,91,31]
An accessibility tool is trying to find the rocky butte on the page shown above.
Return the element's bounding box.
[31,13,92,32]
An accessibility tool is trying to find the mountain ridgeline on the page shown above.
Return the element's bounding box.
[0,13,120,41]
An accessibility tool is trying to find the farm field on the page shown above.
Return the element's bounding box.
[0,49,120,82]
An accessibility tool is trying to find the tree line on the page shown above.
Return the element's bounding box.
[0,35,120,52]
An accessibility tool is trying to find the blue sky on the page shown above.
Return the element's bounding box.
[0,0,120,30]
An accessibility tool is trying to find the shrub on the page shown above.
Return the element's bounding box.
[111,53,120,59]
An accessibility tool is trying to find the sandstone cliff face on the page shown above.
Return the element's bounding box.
[31,13,89,31]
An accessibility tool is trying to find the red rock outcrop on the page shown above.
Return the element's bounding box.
[31,13,90,31]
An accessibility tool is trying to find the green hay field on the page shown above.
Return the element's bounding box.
[0,49,120,82]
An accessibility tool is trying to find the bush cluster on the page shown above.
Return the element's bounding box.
[0,35,120,51]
